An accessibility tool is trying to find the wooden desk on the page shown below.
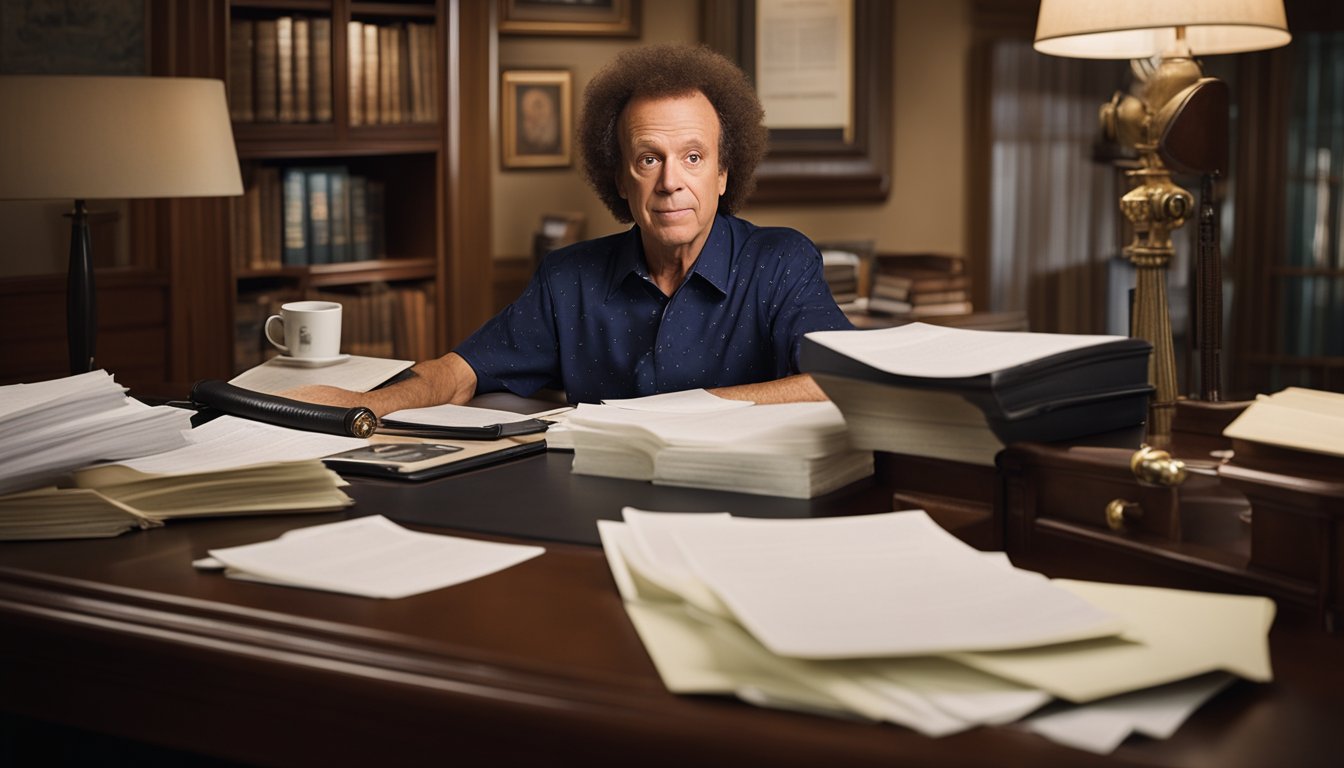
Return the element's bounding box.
[2,452,1342,767]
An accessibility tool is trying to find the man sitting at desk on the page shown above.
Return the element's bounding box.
[288,44,853,414]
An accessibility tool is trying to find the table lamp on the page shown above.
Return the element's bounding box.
[0,76,243,374]
[1033,0,1290,442]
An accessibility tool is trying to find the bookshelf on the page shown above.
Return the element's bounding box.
[142,0,492,383]
[220,0,476,373]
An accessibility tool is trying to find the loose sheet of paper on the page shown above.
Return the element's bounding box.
[601,388,756,413]
[88,414,367,477]
[952,580,1274,702]
[207,515,544,598]
[805,323,1126,379]
[228,355,413,395]
[1023,672,1234,754]
[669,510,1122,658]
[383,403,541,428]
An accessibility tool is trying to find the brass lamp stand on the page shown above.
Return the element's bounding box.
[1103,49,1201,442]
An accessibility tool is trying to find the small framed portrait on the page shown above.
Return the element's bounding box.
[497,0,640,37]
[501,70,572,169]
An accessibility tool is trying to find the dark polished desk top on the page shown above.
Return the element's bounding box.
[2,450,1343,767]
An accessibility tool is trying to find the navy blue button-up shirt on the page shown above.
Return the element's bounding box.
[455,214,853,404]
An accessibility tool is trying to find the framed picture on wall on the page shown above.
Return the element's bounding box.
[501,70,572,169]
[497,0,640,37]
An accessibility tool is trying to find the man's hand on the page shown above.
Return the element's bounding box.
[279,353,480,417]
[279,384,372,409]
[708,373,828,404]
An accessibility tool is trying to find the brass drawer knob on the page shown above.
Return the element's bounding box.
[1106,499,1141,532]
[1131,445,1187,486]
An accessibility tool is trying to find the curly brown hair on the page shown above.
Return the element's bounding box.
[578,44,767,224]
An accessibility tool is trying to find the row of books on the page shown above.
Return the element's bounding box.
[348,19,438,126]
[229,16,332,123]
[231,166,387,272]
[868,252,973,318]
[233,284,435,374]
[228,17,436,126]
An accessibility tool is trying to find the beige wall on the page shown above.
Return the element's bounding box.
[492,0,972,260]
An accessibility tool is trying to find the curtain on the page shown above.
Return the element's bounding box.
[1282,31,1344,363]
[987,40,1129,334]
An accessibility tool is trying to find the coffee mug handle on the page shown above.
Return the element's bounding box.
[264,315,289,355]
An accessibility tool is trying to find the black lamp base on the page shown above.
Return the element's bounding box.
[65,199,96,374]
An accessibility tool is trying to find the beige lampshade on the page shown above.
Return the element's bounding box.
[1034,0,1291,59]
[0,75,243,201]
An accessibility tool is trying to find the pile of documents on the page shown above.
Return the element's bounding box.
[0,370,193,496]
[599,508,1275,755]
[564,390,873,498]
[1,411,368,540]
[1222,386,1344,456]
[800,323,1154,465]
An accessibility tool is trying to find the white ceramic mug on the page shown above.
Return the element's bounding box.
[264,300,343,359]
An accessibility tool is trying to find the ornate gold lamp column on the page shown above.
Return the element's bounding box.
[1111,49,1200,439]
[1033,0,1290,443]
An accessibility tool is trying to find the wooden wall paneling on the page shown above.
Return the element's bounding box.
[442,0,495,350]
[1227,48,1290,397]
[0,273,169,390]
[147,0,235,386]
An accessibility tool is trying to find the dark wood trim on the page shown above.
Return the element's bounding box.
[701,0,893,204]
[442,0,495,350]
[0,271,171,389]
[1226,47,1290,398]
[965,2,1038,321]
[147,0,236,384]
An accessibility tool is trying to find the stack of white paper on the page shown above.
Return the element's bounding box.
[599,508,1275,755]
[0,414,366,540]
[0,370,193,495]
[567,394,872,498]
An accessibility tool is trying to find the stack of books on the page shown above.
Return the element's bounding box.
[820,249,862,310]
[228,17,436,126]
[800,323,1153,466]
[868,252,972,318]
[598,507,1275,754]
[565,394,872,499]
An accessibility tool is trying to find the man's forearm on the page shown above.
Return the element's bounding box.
[708,373,828,404]
[281,352,479,417]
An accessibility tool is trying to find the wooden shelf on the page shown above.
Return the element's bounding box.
[1269,265,1344,277]
[351,2,437,19]
[308,258,436,286]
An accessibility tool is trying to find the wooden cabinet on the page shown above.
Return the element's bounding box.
[146,0,492,383]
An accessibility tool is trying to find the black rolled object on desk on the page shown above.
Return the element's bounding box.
[190,379,378,438]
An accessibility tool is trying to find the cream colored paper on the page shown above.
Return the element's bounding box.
[952,580,1274,702]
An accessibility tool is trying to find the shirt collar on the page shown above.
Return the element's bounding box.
[606,215,733,301]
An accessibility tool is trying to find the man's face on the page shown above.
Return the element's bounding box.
[615,91,728,258]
